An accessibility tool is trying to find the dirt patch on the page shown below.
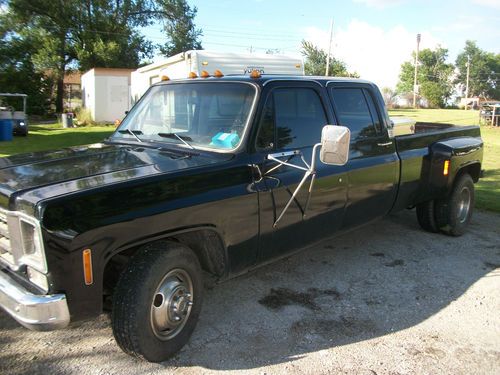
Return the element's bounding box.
[259,287,342,311]
[291,316,378,339]
[370,252,385,257]
[385,259,405,267]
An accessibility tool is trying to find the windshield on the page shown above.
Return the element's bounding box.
[112,82,256,151]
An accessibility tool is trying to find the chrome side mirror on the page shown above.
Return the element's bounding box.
[319,125,350,165]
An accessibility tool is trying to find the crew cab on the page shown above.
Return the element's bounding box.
[0,74,483,362]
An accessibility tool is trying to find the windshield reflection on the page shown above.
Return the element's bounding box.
[112,82,256,151]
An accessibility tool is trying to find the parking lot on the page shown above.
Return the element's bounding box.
[1,209,499,375]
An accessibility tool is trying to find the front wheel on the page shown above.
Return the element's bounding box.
[112,241,203,362]
[435,174,475,236]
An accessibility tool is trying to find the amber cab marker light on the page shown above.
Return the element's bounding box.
[213,69,224,77]
[250,69,261,79]
[200,70,210,78]
[161,75,170,81]
[443,160,450,176]
[83,249,93,285]
[188,72,198,78]
[201,61,209,66]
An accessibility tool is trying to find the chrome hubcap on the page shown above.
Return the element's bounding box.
[457,187,471,223]
[150,269,193,340]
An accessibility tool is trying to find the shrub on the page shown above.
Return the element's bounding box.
[75,107,96,127]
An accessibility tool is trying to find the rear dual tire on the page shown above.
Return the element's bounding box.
[416,173,474,236]
[435,174,474,236]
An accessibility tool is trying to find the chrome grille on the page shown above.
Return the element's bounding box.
[0,209,14,266]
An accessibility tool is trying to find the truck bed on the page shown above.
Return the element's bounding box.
[392,124,482,212]
[413,121,455,133]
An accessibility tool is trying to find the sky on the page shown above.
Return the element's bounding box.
[143,0,500,89]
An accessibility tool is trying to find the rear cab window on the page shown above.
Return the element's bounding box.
[328,87,382,140]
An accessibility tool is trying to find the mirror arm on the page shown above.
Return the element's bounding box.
[270,143,322,227]
[309,143,322,171]
[267,154,309,172]
[302,143,322,218]
[273,169,313,227]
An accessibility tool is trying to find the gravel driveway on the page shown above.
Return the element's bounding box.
[1,209,499,375]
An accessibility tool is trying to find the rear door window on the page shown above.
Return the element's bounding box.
[329,88,381,140]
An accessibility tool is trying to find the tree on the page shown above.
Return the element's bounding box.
[158,0,202,56]
[396,47,453,108]
[381,87,397,108]
[301,40,359,77]
[455,40,499,100]
[0,11,53,115]
[4,0,158,112]
[3,0,203,113]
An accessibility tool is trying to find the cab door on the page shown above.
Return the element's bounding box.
[251,81,348,262]
[327,83,399,228]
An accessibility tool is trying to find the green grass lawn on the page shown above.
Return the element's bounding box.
[1,110,499,213]
[0,123,115,157]
[388,108,482,125]
[388,108,500,213]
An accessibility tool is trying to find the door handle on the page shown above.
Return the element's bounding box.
[377,141,393,147]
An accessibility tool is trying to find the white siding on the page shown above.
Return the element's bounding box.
[81,70,96,120]
[82,69,132,122]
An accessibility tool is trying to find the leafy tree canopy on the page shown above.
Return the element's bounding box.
[301,40,359,78]
[396,47,453,108]
[1,0,202,112]
[158,0,202,56]
[455,40,499,100]
[0,12,53,115]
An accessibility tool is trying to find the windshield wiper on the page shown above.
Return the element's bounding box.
[118,129,143,143]
[158,132,195,150]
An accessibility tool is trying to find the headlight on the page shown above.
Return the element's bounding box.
[18,217,47,273]
[3,210,48,274]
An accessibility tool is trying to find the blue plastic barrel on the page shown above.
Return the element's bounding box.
[0,111,13,141]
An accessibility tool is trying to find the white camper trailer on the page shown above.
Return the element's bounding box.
[131,50,304,104]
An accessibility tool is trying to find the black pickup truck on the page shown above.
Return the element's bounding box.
[0,75,483,362]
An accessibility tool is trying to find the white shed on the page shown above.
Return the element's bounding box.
[131,50,304,104]
[81,68,134,122]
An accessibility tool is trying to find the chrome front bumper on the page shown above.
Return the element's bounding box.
[0,271,70,331]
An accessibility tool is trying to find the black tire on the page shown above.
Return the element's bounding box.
[416,200,439,232]
[435,174,474,237]
[112,241,203,362]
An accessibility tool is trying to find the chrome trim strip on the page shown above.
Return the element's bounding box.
[262,78,324,87]
[0,271,69,331]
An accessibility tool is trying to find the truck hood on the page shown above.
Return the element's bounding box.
[0,143,231,213]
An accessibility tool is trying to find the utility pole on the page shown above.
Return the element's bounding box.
[325,19,334,76]
[413,33,421,108]
[465,55,470,110]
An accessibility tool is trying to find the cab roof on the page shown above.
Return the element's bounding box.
[156,74,376,87]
